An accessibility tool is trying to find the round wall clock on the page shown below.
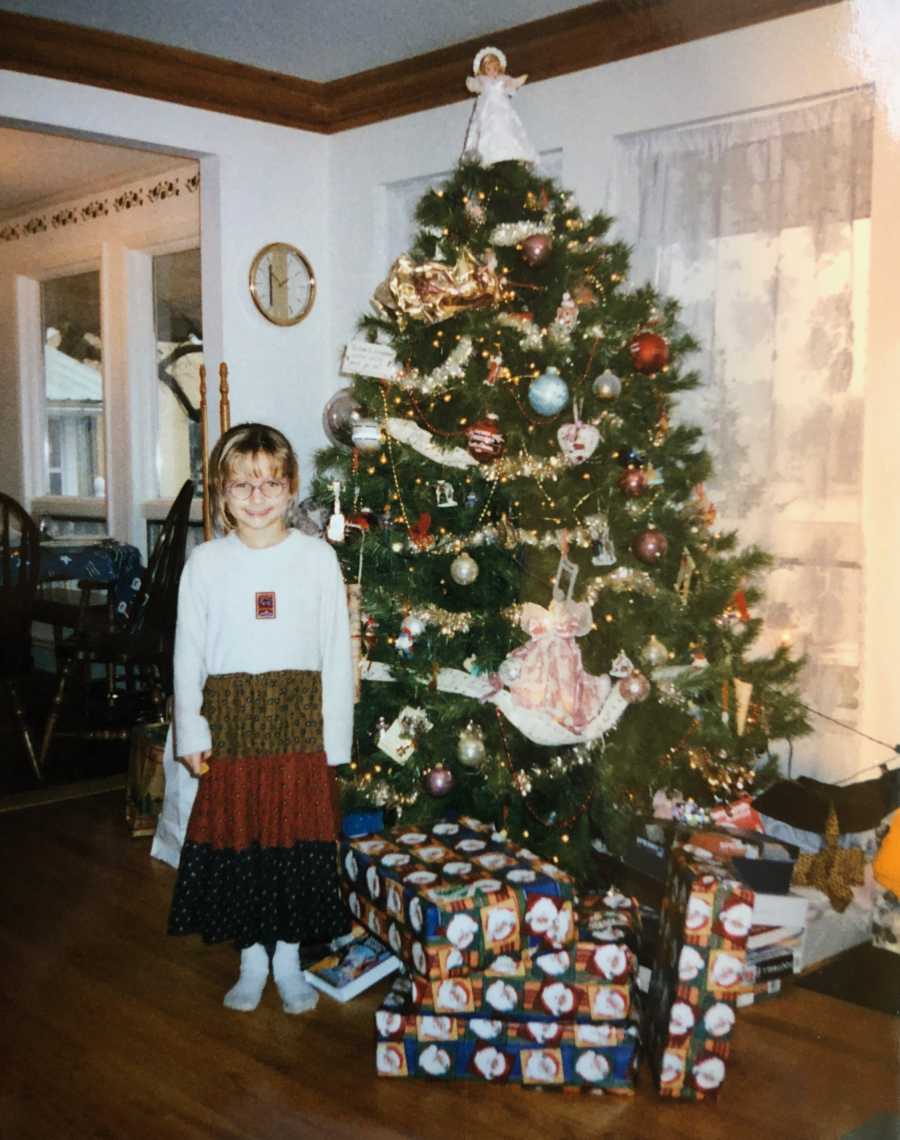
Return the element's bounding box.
[249,242,316,326]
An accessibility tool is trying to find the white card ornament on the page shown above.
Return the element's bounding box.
[557,402,599,466]
[377,706,432,765]
[342,339,400,380]
[327,481,346,543]
[587,515,616,567]
[552,553,579,602]
[435,480,458,508]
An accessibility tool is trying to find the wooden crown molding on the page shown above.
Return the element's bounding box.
[0,1,842,135]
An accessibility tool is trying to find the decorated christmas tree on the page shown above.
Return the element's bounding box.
[313,47,808,875]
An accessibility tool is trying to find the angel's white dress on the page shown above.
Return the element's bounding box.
[463,74,538,166]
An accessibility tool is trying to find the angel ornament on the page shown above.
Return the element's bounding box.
[463,47,538,167]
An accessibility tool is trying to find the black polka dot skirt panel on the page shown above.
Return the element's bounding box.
[168,840,350,949]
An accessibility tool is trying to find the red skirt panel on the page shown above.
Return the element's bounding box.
[185,750,341,852]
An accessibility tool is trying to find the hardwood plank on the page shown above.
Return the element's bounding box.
[0,1,843,135]
[1,792,895,1139]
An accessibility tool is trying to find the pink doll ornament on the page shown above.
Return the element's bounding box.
[498,553,611,733]
[463,46,538,166]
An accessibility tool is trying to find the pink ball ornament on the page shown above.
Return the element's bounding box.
[424,765,455,797]
[520,233,552,268]
[618,468,648,498]
[618,672,651,704]
[632,528,668,564]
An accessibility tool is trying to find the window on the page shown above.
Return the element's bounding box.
[40,271,107,530]
[610,89,873,782]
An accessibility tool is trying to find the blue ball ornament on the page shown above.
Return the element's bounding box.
[527,368,569,416]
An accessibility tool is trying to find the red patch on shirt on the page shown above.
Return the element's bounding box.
[255,591,276,619]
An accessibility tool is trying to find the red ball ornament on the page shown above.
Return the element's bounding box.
[424,765,455,797]
[520,233,552,268]
[629,331,669,374]
[618,671,651,704]
[465,414,506,461]
[632,528,668,564]
[618,468,648,498]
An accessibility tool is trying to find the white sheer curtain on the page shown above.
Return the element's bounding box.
[609,89,874,783]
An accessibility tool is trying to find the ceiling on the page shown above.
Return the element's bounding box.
[0,0,589,83]
[0,126,190,219]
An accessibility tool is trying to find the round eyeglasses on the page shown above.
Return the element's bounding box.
[225,479,287,501]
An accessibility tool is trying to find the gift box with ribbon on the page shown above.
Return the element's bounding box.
[341,816,576,980]
[645,843,754,1102]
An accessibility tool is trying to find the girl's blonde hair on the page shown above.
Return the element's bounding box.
[208,422,299,534]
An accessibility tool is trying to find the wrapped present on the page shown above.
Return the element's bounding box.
[126,721,167,838]
[405,954,636,1023]
[341,816,576,979]
[646,844,754,1102]
[374,974,640,1092]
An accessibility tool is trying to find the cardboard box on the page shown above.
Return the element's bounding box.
[341,816,576,980]
[126,722,167,838]
[375,974,640,1092]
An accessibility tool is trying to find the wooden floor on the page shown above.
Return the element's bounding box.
[1,792,897,1140]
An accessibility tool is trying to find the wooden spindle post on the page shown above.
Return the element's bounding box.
[219,362,231,434]
[199,365,212,541]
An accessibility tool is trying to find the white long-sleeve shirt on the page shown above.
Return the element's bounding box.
[173,529,353,766]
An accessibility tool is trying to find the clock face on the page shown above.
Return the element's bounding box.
[249,243,316,325]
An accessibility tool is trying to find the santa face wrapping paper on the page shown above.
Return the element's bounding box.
[340,817,576,979]
[645,844,754,1102]
[375,974,640,1092]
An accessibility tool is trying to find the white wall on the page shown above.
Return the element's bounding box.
[0,71,334,497]
[326,1,900,783]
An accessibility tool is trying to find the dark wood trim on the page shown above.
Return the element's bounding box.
[0,11,331,132]
[0,1,843,136]
[324,0,843,132]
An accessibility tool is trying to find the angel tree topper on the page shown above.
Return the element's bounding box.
[463,46,538,166]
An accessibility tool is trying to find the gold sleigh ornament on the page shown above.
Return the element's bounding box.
[374,249,505,324]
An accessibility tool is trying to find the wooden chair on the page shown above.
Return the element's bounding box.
[39,479,195,768]
[0,493,42,779]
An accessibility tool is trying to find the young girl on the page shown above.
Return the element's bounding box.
[167,422,353,1014]
[463,46,537,167]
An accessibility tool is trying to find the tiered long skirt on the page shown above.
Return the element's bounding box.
[168,670,348,949]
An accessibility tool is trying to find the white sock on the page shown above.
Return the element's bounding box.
[272,941,318,1015]
[223,943,269,1012]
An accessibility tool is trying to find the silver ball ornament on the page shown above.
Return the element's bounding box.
[322,387,362,449]
[457,722,486,770]
[592,369,622,401]
[641,635,669,669]
[450,552,479,585]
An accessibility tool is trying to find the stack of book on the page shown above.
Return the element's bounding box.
[738,889,808,1007]
[302,924,402,1002]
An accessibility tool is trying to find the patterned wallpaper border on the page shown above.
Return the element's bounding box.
[0,167,200,245]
